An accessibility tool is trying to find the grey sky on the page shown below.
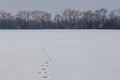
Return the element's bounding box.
[0,0,120,14]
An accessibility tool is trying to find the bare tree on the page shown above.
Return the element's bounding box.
[0,10,13,20]
[15,10,30,21]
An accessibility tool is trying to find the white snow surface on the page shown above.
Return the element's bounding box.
[0,30,119,80]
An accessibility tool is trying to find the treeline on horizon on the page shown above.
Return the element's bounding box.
[0,8,120,29]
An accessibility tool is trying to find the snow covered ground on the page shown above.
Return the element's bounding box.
[0,30,120,80]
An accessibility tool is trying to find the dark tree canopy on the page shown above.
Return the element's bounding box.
[0,8,120,29]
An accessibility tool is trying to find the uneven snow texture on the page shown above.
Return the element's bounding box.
[0,30,119,80]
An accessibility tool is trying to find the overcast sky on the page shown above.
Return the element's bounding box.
[0,0,120,14]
